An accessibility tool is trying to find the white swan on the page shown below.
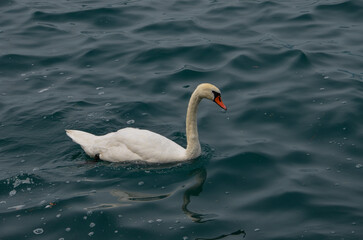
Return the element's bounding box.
[66,83,227,163]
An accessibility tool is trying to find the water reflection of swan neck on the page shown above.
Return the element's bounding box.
[182,168,216,223]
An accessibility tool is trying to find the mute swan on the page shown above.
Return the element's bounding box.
[66,83,227,163]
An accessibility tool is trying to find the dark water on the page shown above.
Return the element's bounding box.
[1,0,363,239]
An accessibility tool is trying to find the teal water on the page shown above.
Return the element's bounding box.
[1,0,363,239]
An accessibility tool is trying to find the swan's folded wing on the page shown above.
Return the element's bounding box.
[98,144,142,162]
[114,128,186,163]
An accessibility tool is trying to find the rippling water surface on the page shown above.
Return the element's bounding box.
[1,0,363,239]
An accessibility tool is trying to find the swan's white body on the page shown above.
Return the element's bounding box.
[66,83,226,163]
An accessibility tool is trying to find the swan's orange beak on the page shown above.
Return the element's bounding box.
[214,95,227,110]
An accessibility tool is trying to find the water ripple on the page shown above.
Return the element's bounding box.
[1,0,363,239]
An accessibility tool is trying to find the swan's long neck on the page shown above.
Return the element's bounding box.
[185,90,202,159]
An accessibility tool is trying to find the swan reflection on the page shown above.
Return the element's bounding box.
[111,189,171,202]
[107,167,214,222]
[182,168,217,223]
[196,229,246,240]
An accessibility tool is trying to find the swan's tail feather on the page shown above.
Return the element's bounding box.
[66,130,99,157]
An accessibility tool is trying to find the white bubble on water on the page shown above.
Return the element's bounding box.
[65,227,71,232]
[126,119,135,125]
[89,222,96,228]
[13,177,32,188]
[88,231,94,236]
[8,204,25,210]
[38,87,50,93]
[33,228,44,235]
[9,190,16,197]
[355,164,362,169]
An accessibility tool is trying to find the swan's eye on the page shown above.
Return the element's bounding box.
[212,91,221,101]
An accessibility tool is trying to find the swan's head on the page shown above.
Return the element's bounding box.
[196,83,227,110]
